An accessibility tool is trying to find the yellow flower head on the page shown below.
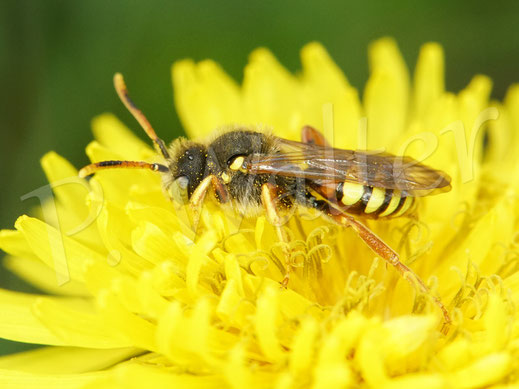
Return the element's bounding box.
[1,38,519,388]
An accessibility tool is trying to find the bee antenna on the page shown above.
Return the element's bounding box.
[78,160,169,178]
[113,73,170,159]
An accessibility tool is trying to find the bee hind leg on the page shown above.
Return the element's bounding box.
[261,183,293,288]
[301,125,331,147]
[329,212,451,326]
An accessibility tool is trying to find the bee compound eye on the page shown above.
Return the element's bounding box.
[176,176,189,190]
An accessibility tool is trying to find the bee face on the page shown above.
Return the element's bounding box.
[168,141,208,198]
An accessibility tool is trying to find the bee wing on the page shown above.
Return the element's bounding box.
[247,139,451,197]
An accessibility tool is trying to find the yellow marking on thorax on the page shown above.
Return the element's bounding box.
[221,172,231,183]
[394,196,414,217]
[378,190,401,217]
[365,187,386,214]
[341,182,364,206]
[229,156,247,173]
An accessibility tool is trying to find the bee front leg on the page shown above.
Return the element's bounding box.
[188,175,222,231]
[210,176,230,204]
[329,212,451,325]
[261,183,293,288]
[189,175,230,233]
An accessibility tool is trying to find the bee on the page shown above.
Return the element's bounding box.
[80,73,452,324]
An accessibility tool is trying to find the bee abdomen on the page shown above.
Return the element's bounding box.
[335,182,414,218]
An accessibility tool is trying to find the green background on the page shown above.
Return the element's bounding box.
[0,0,518,355]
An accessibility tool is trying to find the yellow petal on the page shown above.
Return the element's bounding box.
[0,229,38,261]
[255,285,285,362]
[224,254,245,296]
[243,48,300,139]
[364,38,409,151]
[126,201,193,241]
[91,113,155,160]
[448,352,511,389]
[504,84,519,152]
[33,297,132,349]
[172,59,242,138]
[439,198,515,297]
[0,368,110,389]
[113,362,225,389]
[382,315,437,373]
[40,152,88,216]
[289,316,318,374]
[131,222,188,265]
[382,373,446,389]
[412,42,444,120]
[0,346,138,374]
[437,338,471,371]
[313,318,359,389]
[40,152,103,252]
[136,271,169,319]
[97,290,157,351]
[485,101,513,167]
[186,233,217,296]
[224,344,252,389]
[3,256,88,297]
[96,204,153,276]
[216,278,251,327]
[300,42,361,149]
[480,292,510,353]
[0,289,65,345]
[155,298,223,368]
[312,364,352,389]
[15,215,107,284]
[356,324,388,387]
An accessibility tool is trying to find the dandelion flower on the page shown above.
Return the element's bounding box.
[1,38,519,388]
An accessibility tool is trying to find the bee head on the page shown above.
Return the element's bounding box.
[165,139,208,200]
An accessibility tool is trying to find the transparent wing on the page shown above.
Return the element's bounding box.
[247,138,451,196]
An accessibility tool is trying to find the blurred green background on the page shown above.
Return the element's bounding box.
[0,0,518,355]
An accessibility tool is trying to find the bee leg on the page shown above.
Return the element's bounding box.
[330,212,451,325]
[210,176,230,204]
[301,125,330,147]
[189,175,227,231]
[261,183,292,288]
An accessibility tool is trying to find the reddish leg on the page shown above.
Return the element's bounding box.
[301,125,331,147]
[328,211,451,325]
[189,175,228,231]
[261,183,292,288]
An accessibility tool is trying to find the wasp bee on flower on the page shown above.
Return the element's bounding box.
[80,73,452,323]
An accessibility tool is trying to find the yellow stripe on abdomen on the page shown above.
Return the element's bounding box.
[378,190,401,217]
[334,182,414,218]
[394,196,414,217]
[341,182,364,206]
[365,187,386,214]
